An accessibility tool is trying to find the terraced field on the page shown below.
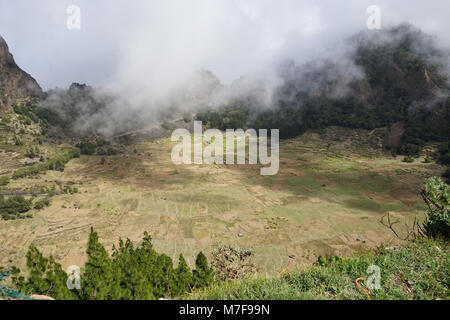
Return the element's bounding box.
[0,127,445,274]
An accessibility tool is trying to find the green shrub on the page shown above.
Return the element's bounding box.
[25,146,40,158]
[34,198,51,210]
[13,135,24,146]
[35,136,44,145]
[403,156,415,163]
[0,176,10,186]
[97,148,118,156]
[0,117,11,125]
[33,107,61,127]
[78,142,96,155]
[40,185,57,197]
[63,185,78,194]
[0,195,32,220]
[421,177,450,239]
[23,117,32,126]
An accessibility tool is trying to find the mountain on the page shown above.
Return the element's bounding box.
[0,36,43,111]
[198,24,450,155]
[1,25,449,155]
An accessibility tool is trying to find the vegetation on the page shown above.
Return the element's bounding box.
[1,25,449,301]
[11,229,215,300]
[198,27,450,156]
[25,146,40,159]
[97,147,118,156]
[210,246,256,281]
[0,176,10,186]
[192,252,215,290]
[13,135,23,146]
[187,239,448,300]
[443,169,450,184]
[188,177,450,300]
[13,101,40,124]
[438,141,450,165]
[78,142,96,155]
[33,198,51,210]
[12,99,60,130]
[403,156,415,163]
[4,176,449,299]
[39,185,58,197]
[62,185,78,194]
[0,117,11,126]
[10,245,79,300]
[12,149,80,180]
[0,195,32,220]
[421,177,450,239]
[76,139,118,156]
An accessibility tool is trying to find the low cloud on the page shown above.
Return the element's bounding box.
[1,1,449,135]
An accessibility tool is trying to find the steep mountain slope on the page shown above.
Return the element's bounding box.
[0,36,42,111]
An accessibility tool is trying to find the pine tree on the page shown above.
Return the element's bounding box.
[11,231,213,300]
[153,254,177,298]
[112,238,154,300]
[109,259,124,300]
[24,244,49,293]
[12,244,78,300]
[135,232,159,298]
[45,256,79,300]
[82,227,114,300]
[193,252,214,288]
[175,254,193,296]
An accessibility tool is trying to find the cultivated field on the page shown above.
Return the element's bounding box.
[0,127,445,275]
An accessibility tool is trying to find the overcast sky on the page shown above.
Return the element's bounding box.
[0,0,449,90]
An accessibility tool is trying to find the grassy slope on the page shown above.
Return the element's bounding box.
[187,239,449,300]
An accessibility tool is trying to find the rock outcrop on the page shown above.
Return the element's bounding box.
[0,35,43,109]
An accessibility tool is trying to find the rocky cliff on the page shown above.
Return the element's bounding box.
[0,36,43,110]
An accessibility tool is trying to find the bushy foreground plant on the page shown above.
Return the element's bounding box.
[211,246,256,281]
[421,177,450,239]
